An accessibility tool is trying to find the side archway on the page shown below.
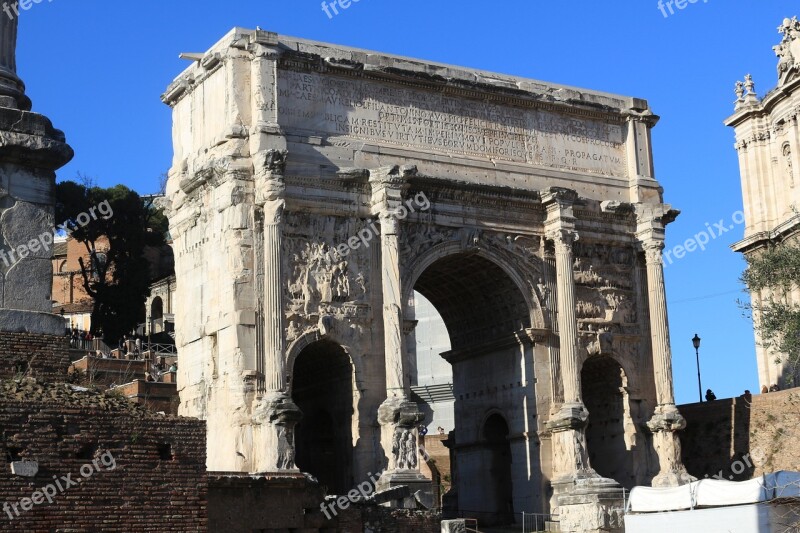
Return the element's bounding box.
[581,355,637,488]
[291,338,355,494]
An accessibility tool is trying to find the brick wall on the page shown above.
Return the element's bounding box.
[0,332,69,380]
[68,355,148,388]
[680,389,800,480]
[208,474,441,533]
[420,434,451,507]
[0,379,207,532]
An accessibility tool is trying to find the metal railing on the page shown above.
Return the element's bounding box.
[521,512,560,532]
[143,343,177,355]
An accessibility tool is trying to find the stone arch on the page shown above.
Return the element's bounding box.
[577,345,640,396]
[285,328,360,393]
[290,337,356,494]
[581,355,637,489]
[481,411,515,525]
[402,239,547,333]
[407,243,542,521]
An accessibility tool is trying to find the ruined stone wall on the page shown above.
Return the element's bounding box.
[680,389,800,480]
[208,474,440,533]
[0,380,207,532]
[0,332,69,380]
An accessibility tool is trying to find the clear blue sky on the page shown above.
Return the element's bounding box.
[16,1,798,404]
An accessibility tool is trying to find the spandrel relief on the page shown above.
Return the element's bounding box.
[283,214,372,339]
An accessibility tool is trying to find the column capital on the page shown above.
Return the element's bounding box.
[640,239,665,265]
[255,150,287,221]
[369,164,416,219]
[380,213,400,236]
[541,187,579,208]
[646,404,686,433]
[547,229,579,253]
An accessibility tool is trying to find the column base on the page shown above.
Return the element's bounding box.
[376,470,434,509]
[647,404,695,487]
[375,396,431,508]
[555,478,625,533]
[250,391,303,473]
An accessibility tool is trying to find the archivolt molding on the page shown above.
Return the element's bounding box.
[400,223,548,331]
[284,328,359,395]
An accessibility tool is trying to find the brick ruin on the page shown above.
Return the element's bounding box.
[0,380,208,531]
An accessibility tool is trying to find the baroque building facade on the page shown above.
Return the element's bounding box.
[728,16,800,391]
[162,28,691,531]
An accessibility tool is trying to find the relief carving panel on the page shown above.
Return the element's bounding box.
[283,213,372,342]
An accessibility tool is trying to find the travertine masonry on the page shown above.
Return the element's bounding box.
[162,27,690,530]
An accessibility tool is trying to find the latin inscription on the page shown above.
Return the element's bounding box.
[277,71,627,177]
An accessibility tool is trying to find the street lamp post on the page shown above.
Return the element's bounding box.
[693,334,702,403]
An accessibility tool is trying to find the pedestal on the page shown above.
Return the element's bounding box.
[376,396,433,508]
[647,404,695,487]
[251,391,303,473]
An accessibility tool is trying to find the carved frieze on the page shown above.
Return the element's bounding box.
[283,213,372,339]
[573,242,639,335]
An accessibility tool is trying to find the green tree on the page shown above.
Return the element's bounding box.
[741,242,800,385]
[55,179,167,345]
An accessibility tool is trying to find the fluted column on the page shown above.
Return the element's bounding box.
[637,207,693,487]
[251,149,301,473]
[0,6,26,109]
[643,241,675,406]
[380,213,406,396]
[542,188,596,485]
[542,241,563,404]
[552,229,581,404]
[370,165,430,503]
[261,200,285,392]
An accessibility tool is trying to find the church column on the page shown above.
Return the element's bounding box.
[369,165,430,503]
[637,207,693,487]
[251,149,302,473]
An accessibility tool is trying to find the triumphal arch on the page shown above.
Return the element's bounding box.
[162,28,691,531]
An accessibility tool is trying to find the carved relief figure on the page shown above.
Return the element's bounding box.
[393,428,418,470]
[784,143,794,187]
[283,215,371,321]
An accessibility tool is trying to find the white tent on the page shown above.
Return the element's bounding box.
[628,472,800,513]
[625,472,800,533]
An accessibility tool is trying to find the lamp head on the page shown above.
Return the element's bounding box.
[692,334,701,350]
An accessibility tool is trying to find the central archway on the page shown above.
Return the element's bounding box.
[292,339,354,494]
[409,250,542,524]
